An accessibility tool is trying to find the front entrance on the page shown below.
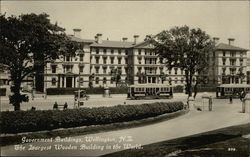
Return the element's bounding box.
[66,77,72,88]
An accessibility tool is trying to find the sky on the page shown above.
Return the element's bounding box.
[1,1,249,52]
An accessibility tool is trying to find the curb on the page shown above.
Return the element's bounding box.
[0,109,189,146]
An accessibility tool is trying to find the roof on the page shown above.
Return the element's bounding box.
[215,43,248,51]
[68,35,94,43]
[218,84,250,88]
[90,40,134,48]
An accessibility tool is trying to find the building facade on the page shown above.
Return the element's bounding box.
[44,29,248,90]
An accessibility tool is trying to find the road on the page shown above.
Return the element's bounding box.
[0,93,187,111]
[1,95,249,156]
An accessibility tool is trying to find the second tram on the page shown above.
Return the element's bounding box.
[127,84,173,99]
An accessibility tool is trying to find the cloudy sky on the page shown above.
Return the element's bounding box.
[1,1,249,51]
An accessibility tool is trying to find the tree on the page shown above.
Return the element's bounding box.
[0,13,77,110]
[151,26,214,97]
[110,68,122,87]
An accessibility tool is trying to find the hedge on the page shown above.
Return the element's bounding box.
[0,88,6,96]
[0,102,184,134]
[47,87,128,95]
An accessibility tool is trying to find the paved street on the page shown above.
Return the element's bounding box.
[1,93,187,111]
[1,93,249,156]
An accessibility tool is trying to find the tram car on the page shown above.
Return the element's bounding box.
[216,84,250,98]
[127,84,173,99]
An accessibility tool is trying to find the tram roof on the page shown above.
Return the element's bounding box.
[218,84,250,88]
[129,84,173,88]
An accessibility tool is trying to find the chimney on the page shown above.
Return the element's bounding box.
[145,35,152,41]
[73,28,81,38]
[96,33,103,44]
[228,38,235,46]
[122,37,128,42]
[133,35,139,45]
[213,37,220,45]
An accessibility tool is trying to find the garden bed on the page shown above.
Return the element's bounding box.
[0,101,184,134]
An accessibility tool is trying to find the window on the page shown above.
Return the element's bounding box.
[65,65,72,72]
[96,49,99,54]
[80,54,84,61]
[79,78,83,86]
[125,50,128,55]
[103,57,107,64]
[103,49,107,54]
[240,51,243,57]
[230,51,235,57]
[103,77,107,84]
[125,67,128,74]
[138,57,142,64]
[181,70,183,75]
[222,58,226,65]
[95,57,99,64]
[223,51,226,57]
[111,49,114,54]
[52,78,56,86]
[138,67,142,73]
[110,57,114,64]
[118,58,122,64]
[95,67,99,74]
[174,68,178,75]
[138,49,141,55]
[181,78,184,83]
[240,59,243,66]
[230,59,236,66]
[103,67,107,74]
[118,49,121,54]
[66,56,70,61]
[95,77,99,84]
[52,65,57,73]
[125,58,128,64]
[222,68,226,75]
[79,66,84,73]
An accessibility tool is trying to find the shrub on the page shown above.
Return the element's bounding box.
[0,101,184,134]
[174,85,184,93]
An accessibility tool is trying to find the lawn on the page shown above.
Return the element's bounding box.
[103,123,250,157]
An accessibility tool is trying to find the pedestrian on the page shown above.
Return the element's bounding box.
[63,102,68,110]
[229,95,233,104]
[53,101,58,110]
[240,91,245,102]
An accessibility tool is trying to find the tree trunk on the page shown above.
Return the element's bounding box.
[12,80,22,111]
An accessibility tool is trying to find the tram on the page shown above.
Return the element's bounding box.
[127,84,173,99]
[216,84,250,98]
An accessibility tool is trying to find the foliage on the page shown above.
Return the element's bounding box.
[110,68,122,87]
[0,13,76,110]
[0,101,184,133]
[151,26,215,96]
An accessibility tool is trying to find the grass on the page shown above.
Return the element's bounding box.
[103,123,250,157]
[0,109,188,146]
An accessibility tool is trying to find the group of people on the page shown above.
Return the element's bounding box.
[229,90,246,104]
[53,102,68,110]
